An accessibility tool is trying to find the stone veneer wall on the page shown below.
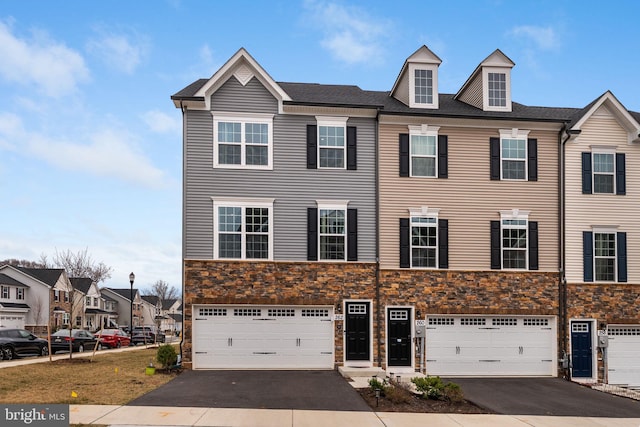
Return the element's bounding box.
[183,260,377,368]
[379,270,560,369]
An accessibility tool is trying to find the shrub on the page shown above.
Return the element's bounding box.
[156,344,178,369]
[443,382,464,403]
[384,383,413,404]
[368,377,387,392]
[412,376,445,400]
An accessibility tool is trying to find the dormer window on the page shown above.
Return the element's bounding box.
[409,63,438,109]
[483,67,511,111]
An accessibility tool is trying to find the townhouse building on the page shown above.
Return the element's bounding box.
[173,46,640,386]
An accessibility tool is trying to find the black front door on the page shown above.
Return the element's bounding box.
[345,302,370,361]
[387,308,412,367]
[571,321,593,378]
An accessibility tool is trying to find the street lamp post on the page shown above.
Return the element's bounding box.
[129,272,135,345]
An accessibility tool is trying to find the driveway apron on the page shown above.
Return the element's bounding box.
[451,377,640,418]
[128,370,372,411]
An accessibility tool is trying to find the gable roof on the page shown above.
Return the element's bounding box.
[16,267,65,287]
[390,45,442,98]
[0,273,28,287]
[454,49,515,102]
[142,295,160,305]
[104,288,139,302]
[70,277,93,294]
[162,298,179,310]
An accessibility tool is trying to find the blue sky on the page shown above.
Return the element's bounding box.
[1,0,639,291]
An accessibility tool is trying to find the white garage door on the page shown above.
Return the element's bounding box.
[0,314,24,329]
[192,305,334,369]
[608,325,640,387]
[425,315,556,376]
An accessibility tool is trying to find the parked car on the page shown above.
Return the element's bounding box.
[95,328,131,348]
[131,326,165,345]
[50,329,102,353]
[0,328,49,359]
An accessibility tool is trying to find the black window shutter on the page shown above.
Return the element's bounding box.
[307,125,317,169]
[528,221,539,270]
[399,218,410,268]
[617,232,627,282]
[346,126,357,170]
[616,153,626,195]
[581,152,592,194]
[583,231,593,282]
[307,208,318,261]
[399,134,409,177]
[438,135,448,178]
[490,220,501,269]
[438,219,449,269]
[527,138,538,181]
[490,137,500,180]
[347,209,358,261]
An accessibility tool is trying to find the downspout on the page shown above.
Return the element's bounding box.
[180,100,187,364]
[375,108,381,367]
[559,125,579,378]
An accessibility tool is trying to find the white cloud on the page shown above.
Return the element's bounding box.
[304,0,389,65]
[509,25,559,51]
[141,110,181,134]
[0,114,169,189]
[86,28,149,74]
[0,20,90,97]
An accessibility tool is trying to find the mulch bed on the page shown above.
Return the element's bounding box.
[357,388,492,413]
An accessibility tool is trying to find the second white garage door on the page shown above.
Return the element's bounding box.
[192,305,334,369]
[425,315,556,376]
[608,325,640,387]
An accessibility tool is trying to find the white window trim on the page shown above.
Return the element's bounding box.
[212,197,275,261]
[317,200,349,262]
[409,207,440,269]
[499,209,530,270]
[499,129,529,181]
[212,111,274,170]
[316,116,348,170]
[483,67,512,112]
[409,63,439,109]
[409,125,440,178]
[590,147,616,194]
[592,226,618,282]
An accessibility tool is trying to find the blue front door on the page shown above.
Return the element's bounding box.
[571,321,593,378]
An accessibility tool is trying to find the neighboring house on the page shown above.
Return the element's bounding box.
[173,46,640,383]
[172,47,378,369]
[70,277,109,331]
[101,288,143,328]
[0,273,31,329]
[0,265,73,333]
[561,92,640,386]
[141,295,162,327]
[100,294,119,329]
[159,298,182,333]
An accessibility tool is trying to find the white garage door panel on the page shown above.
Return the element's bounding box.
[193,305,334,369]
[608,326,640,387]
[0,315,24,329]
[426,315,555,377]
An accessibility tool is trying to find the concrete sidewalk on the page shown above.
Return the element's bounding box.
[70,405,640,427]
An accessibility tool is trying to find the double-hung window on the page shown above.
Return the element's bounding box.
[213,198,274,260]
[16,288,24,300]
[410,209,439,268]
[491,210,538,270]
[213,112,273,169]
[410,125,439,177]
[583,228,627,282]
[317,117,347,169]
[582,149,625,195]
[490,129,536,181]
[318,203,347,260]
[0,286,8,299]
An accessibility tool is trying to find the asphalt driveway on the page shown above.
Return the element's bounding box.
[128,370,371,411]
[451,378,640,418]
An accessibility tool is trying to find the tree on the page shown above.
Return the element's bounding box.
[40,248,112,284]
[0,258,46,268]
[147,280,179,301]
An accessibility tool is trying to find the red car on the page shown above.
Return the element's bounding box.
[95,329,131,348]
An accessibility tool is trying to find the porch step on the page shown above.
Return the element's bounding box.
[338,365,386,379]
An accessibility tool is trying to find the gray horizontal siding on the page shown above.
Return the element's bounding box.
[185,78,376,262]
[211,76,278,113]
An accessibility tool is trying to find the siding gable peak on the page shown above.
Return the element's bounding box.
[194,48,291,111]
